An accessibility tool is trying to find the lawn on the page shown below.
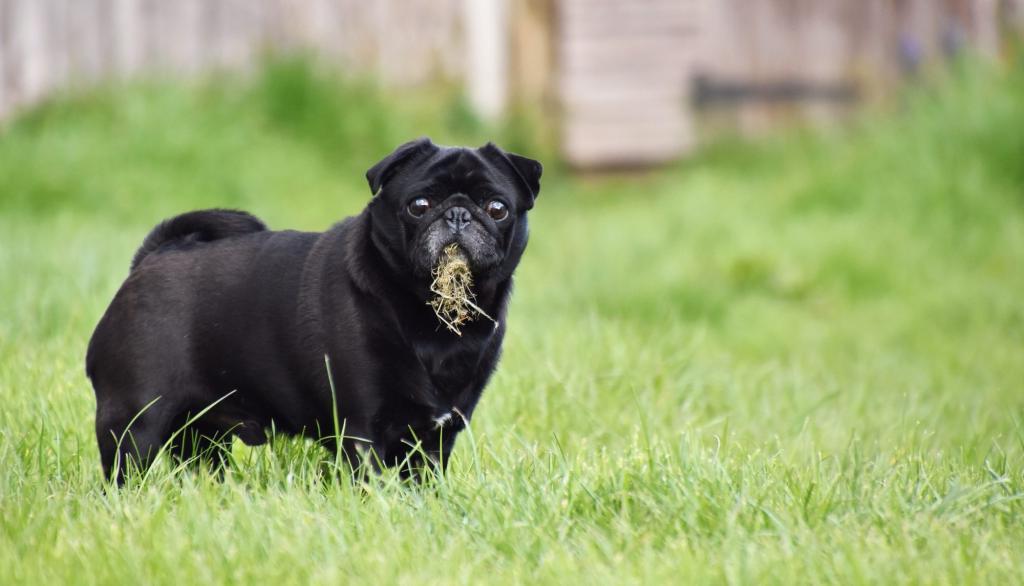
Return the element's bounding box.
[1,59,1023,584]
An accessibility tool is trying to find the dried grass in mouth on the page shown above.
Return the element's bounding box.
[428,244,497,336]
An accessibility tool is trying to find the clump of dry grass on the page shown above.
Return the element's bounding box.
[428,244,497,335]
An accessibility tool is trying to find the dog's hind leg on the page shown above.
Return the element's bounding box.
[167,418,234,477]
[96,398,177,486]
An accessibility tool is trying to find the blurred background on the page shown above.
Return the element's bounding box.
[2,0,1022,168]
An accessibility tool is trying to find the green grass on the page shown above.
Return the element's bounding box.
[2,59,1023,584]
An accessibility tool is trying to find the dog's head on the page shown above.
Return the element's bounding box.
[365,138,542,286]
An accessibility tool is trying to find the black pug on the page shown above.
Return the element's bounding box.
[86,138,541,484]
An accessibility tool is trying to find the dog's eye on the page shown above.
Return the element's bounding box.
[407,197,431,218]
[485,200,509,221]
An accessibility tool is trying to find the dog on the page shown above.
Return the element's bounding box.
[85,138,541,483]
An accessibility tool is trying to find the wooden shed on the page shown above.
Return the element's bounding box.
[548,0,1023,168]
[556,0,699,168]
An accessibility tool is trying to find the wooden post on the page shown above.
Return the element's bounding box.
[972,0,999,57]
[464,0,508,120]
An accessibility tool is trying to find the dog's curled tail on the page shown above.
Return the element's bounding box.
[131,209,267,271]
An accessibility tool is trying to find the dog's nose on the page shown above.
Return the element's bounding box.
[445,206,472,233]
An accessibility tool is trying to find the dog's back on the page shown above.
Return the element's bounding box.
[129,209,267,272]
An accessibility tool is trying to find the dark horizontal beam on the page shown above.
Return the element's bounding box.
[692,75,860,107]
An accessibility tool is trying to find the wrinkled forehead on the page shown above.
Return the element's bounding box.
[410,147,510,195]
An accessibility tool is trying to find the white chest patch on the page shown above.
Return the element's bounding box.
[433,411,454,429]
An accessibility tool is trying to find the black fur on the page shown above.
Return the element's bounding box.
[86,139,542,484]
[130,209,267,271]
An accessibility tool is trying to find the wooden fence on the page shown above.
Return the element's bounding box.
[2,0,1022,167]
[557,0,1022,166]
[0,0,465,119]
[692,0,1018,135]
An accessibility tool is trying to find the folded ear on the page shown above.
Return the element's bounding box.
[506,152,542,200]
[480,143,543,205]
[366,137,436,195]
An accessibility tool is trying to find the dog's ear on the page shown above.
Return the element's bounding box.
[506,152,543,201]
[480,143,543,206]
[366,137,436,195]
